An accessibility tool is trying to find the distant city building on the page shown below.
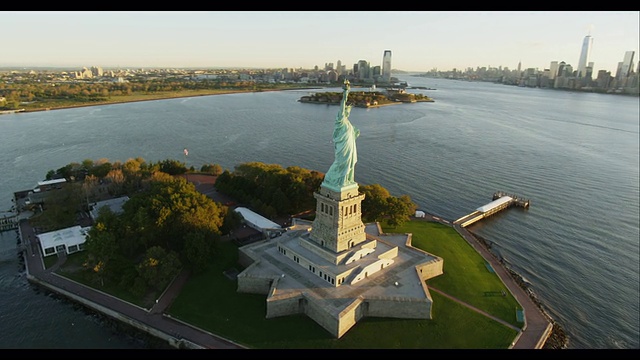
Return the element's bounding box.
[562,62,574,77]
[577,35,593,78]
[619,51,635,79]
[615,61,624,80]
[586,62,594,79]
[356,59,370,81]
[91,66,103,77]
[72,67,94,79]
[382,50,392,82]
[556,61,566,78]
[371,65,381,79]
[2,45,636,99]
[549,61,559,79]
[595,70,613,89]
[339,64,347,77]
[585,65,593,79]
[554,61,575,89]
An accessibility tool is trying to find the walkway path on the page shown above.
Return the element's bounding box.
[452,222,553,349]
[429,287,521,332]
[420,212,552,349]
[18,218,244,349]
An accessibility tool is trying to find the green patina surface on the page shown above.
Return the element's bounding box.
[322,80,360,191]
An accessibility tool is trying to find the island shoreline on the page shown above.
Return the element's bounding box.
[10,88,293,114]
[5,92,567,349]
[469,230,568,349]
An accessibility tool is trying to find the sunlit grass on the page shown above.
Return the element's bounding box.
[52,219,520,348]
[168,222,519,349]
[384,221,522,327]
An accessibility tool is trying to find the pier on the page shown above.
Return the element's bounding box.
[0,213,19,232]
[492,191,530,208]
[453,192,530,228]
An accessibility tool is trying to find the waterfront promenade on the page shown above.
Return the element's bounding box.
[17,217,244,349]
[421,213,553,349]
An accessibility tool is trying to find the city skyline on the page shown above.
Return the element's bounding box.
[1,11,638,75]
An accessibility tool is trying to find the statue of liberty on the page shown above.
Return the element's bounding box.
[323,80,360,190]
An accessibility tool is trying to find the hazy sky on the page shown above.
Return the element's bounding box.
[2,11,638,74]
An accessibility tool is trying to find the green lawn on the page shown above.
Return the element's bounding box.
[57,252,159,308]
[43,254,58,269]
[386,221,523,327]
[167,220,520,348]
[53,219,520,348]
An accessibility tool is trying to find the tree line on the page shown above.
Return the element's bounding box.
[215,161,417,226]
[0,78,309,110]
[34,157,416,300]
[32,157,239,297]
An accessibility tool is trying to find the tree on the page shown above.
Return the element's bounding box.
[84,227,119,287]
[220,208,243,235]
[82,174,99,208]
[29,182,83,230]
[119,175,226,254]
[158,159,187,175]
[56,163,78,180]
[359,184,416,226]
[81,159,94,172]
[183,231,215,273]
[385,195,417,228]
[201,163,223,176]
[89,160,112,178]
[123,158,144,193]
[105,168,125,195]
[359,184,390,222]
[137,246,182,291]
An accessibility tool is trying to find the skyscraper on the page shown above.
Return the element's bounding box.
[577,35,593,78]
[357,59,370,80]
[382,50,392,83]
[549,61,559,79]
[620,51,635,78]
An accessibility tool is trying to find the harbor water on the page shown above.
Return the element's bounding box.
[0,76,637,349]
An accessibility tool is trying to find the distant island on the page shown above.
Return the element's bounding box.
[299,88,434,108]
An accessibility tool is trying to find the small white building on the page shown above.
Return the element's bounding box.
[37,225,91,257]
[90,196,129,220]
[415,210,426,218]
[33,178,67,193]
[28,178,68,205]
[234,207,282,237]
[476,196,512,213]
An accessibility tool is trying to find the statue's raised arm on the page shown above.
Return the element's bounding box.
[323,79,360,190]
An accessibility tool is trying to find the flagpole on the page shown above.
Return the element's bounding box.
[183,148,188,183]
